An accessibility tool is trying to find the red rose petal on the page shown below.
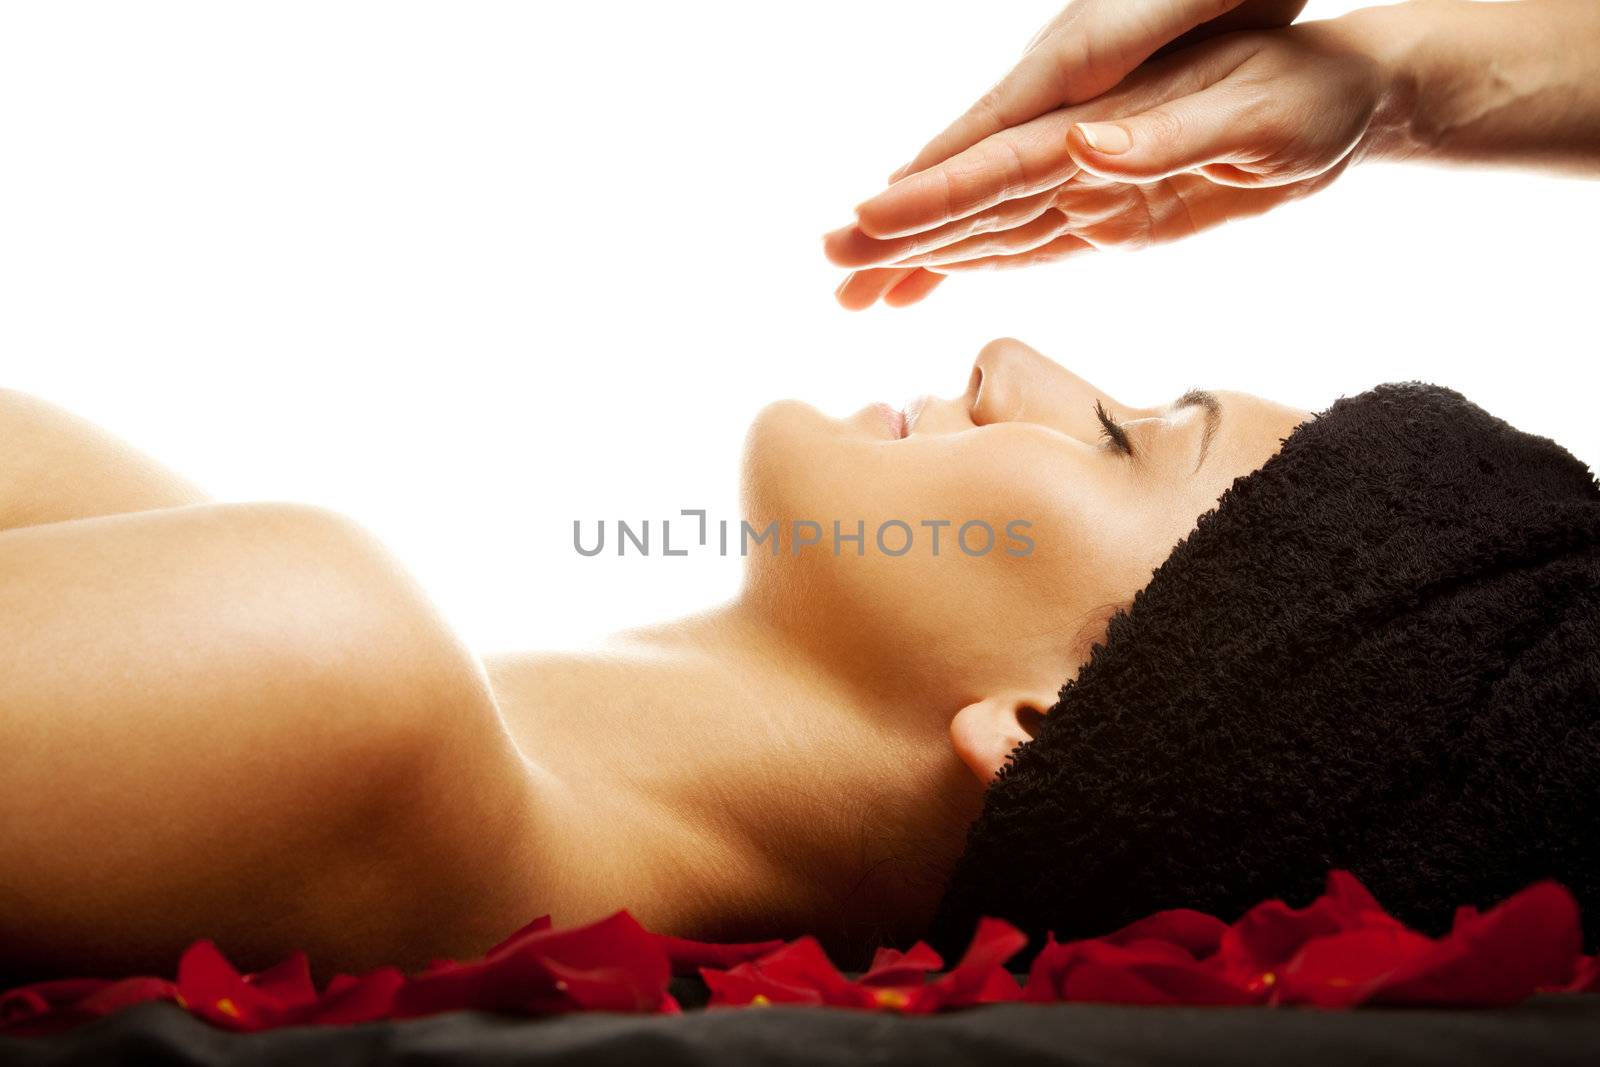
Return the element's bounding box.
[305,968,405,1025]
[965,966,1024,1006]
[539,958,663,1013]
[0,976,177,1036]
[1025,938,1256,1006]
[1218,871,1404,982]
[0,989,59,1035]
[245,951,316,1007]
[1277,927,1436,1007]
[1323,870,1388,917]
[4,869,1588,1032]
[484,915,555,956]
[1566,955,1599,994]
[177,941,283,1031]
[1060,963,1184,1004]
[701,963,827,1007]
[1,979,110,1011]
[861,942,943,987]
[1102,909,1230,959]
[394,910,671,1017]
[74,977,179,1016]
[652,933,787,976]
[1369,882,1583,1007]
[737,937,860,1005]
[922,917,1026,1009]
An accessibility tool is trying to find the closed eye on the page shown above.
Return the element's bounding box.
[1094,399,1133,457]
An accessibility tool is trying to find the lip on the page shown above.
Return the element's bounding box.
[902,395,930,436]
[871,402,907,439]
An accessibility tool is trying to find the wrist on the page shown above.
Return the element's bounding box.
[1332,1,1440,164]
[1336,0,1600,171]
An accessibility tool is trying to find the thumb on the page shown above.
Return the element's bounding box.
[1066,85,1284,186]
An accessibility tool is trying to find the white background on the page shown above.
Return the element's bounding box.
[2,1,1595,651]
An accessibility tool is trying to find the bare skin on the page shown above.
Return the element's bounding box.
[828,0,1600,307]
[0,345,1307,981]
[6,0,1596,988]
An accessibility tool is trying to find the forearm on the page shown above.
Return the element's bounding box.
[1353,0,1600,175]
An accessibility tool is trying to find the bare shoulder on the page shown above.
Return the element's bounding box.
[0,503,540,977]
[1,500,493,735]
[0,387,208,529]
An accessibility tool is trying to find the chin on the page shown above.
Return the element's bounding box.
[739,400,889,599]
[742,400,862,537]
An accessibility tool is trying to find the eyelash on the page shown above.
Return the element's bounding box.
[1094,399,1134,457]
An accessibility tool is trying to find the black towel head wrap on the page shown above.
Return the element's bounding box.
[931,382,1600,957]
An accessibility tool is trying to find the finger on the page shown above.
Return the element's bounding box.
[887,0,1249,181]
[881,269,946,308]
[891,208,1075,268]
[1066,74,1287,186]
[933,233,1096,272]
[859,36,1256,240]
[835,268,916,311]
[1156,0,1308,58]
[856,110,1082,240]
[825,189,1060,269]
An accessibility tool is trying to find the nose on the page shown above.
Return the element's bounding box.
[967,338,1130,441]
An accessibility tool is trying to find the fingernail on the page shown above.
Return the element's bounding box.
[1075,122,1132,154]
[887,163,912,183]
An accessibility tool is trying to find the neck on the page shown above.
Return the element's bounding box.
[484,601,981,962]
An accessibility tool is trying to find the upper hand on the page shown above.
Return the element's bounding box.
[891,0,1308,179]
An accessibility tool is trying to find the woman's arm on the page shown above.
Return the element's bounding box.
[0,389,208,532]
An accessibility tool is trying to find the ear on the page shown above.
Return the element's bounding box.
[949,690,1056,784]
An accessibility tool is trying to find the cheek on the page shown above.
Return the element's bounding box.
[876,433,1172,689]
[734,416,1204,695]
[918,431,1223,663]
[980,470,1152,621]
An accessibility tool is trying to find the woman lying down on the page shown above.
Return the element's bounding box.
[1,338,1596,984]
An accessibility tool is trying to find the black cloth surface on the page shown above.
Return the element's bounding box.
[5,996,1600,1067]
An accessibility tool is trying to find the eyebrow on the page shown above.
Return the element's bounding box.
[1172,389,1222,473]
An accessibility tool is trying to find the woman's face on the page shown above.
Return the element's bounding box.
[741,338,1311,732]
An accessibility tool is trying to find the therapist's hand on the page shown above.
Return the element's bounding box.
[890,0,1308,183]
[827,15,1394,308]
[827,0,1306,308]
